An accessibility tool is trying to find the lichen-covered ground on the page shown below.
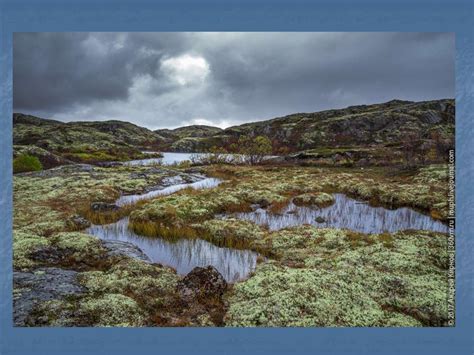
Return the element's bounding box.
[13,162,450,327]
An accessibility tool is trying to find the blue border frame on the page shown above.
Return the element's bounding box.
[1,1,473,354]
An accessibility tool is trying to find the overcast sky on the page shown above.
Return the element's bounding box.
[13,32,454,130]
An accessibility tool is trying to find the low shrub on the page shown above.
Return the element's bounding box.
[13,154,43,173]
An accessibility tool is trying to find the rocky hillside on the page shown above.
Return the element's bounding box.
[13,98,454,167]
[166,99,455,166]
[155,125,223,152]
[156,125,223,139]
[13,113,165,165]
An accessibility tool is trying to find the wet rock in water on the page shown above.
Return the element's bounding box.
[67,215,91,230]
[315,216,326,223]
[90,202,119,212]
[286,209,297,214]
[177,266,227,302]
[250,203,261,211]
[13,267,87,326]
[257,198,270,209]
[101,240,151,263]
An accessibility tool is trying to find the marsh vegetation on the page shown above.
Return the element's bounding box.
[12,99,454,327]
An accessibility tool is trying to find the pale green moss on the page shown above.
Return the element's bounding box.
[293,192,335,208]
[52,232,100,251]
[80,259,178,295]
[79,258,180,313]
[79,294,146,327]
[13,230,50,270]
[225,227,449,327]
[193,218,267,249]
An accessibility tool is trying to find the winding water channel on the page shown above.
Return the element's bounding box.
[87,155,448,282]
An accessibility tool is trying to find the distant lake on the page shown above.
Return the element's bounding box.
[124,152,197,166]
[124,152,276,166]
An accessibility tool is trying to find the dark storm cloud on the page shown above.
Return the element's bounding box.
[13,32,454,129]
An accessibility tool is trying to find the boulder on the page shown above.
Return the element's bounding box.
[177,266,227,302]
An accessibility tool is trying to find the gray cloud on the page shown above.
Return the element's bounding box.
[13,32,454,129]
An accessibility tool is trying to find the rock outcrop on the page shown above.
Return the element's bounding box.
[14,267,87,326]
[177,266,227,302]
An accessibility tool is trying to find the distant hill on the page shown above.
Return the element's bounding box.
[154,125,223,152]
[165,99,454,152]
[156,125,223,139]
[13,113,165,164]
[13,98,454,167]
[162,99,454,165]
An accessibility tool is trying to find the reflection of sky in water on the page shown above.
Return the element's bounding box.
[86,218,258,283]
[124,152,276,166]
[124,152,197,166]
[89,164,447,283]
[233,193,448,234]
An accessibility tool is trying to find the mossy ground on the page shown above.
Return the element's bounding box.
[224,228,448,327]
[13,162,450,327]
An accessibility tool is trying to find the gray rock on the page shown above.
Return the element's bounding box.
[90,202,119,212]
[257,198,270,209]
[96,161,123,167]
[13,267,87,326]
[161,175,186,186]
[101,240,151,263]
[177,266,227,302]
[67,215,91,230]
[129,172,148,179]
[29,246,68,265]
[315,216,326,223]
[18,163,94,178]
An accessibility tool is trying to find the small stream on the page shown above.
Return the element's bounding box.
[230,193,448,234]
[116,177,221,206]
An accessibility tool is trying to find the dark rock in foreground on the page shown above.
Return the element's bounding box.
[13,267,87,326]
[177,266,227,302]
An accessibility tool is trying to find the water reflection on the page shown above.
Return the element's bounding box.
[116,177,221,206]
[86,218,258,283]
[232,193,448,234]
[124,152,276,166]
[124,152,203,166]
